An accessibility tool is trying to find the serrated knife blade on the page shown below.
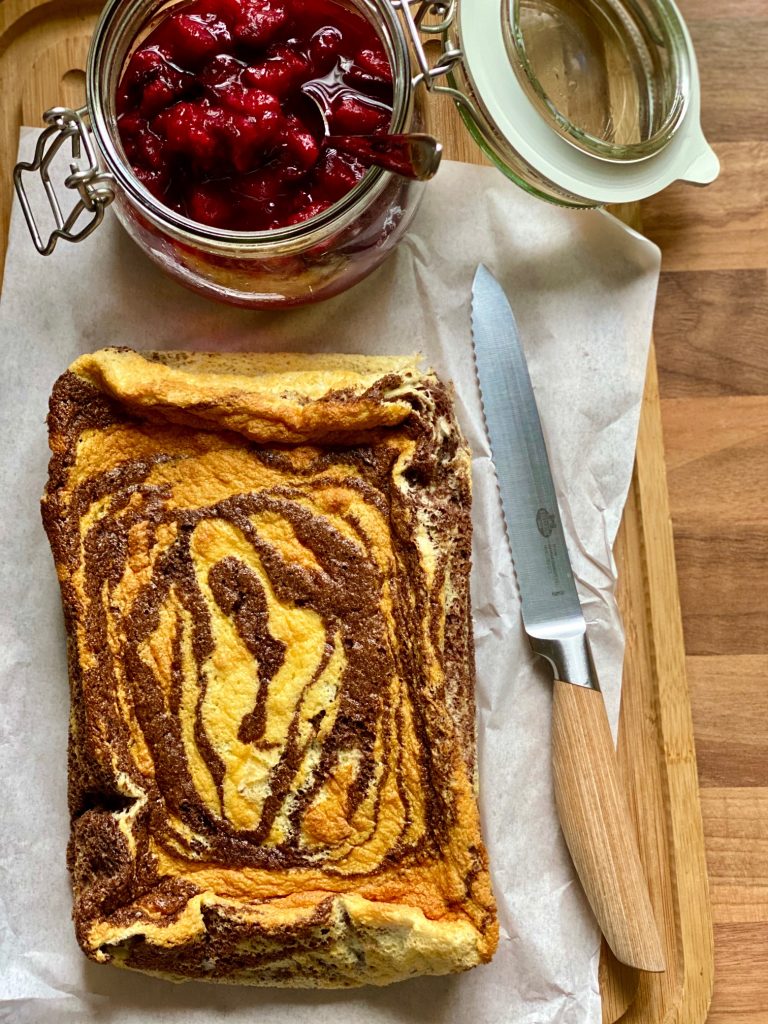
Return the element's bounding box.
[471,264,665,974]
[470,263,596,687]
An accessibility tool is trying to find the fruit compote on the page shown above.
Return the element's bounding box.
[117,0,394,230]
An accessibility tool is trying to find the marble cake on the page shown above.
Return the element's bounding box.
[42,347,498,986]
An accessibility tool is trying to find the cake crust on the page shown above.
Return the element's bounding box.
[42,348,498,986]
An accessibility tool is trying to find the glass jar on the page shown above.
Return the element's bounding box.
[15,0,718,306]
[411,0,719,207]
[16,0,425,307]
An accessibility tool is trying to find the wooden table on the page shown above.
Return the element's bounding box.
[642,0,768,1019]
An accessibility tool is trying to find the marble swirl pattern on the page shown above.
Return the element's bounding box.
[42,348,498,986]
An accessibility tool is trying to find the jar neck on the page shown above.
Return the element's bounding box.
[86,0,413,250]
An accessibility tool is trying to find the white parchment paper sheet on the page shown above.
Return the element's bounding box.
[0,129,660,1024]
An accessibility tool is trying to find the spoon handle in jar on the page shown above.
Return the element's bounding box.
[326,134,442,181]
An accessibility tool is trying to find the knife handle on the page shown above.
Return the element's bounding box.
[551,679,666,973]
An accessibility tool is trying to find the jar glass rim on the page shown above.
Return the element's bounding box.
[503,0,691,163]
[447,0,712,204]
[86,0,412,250]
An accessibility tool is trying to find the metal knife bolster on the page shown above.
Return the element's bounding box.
[526,617,600,691]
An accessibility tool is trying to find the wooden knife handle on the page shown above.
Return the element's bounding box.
[552,679,666,973]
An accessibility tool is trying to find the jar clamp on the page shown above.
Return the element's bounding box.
[14,107,115,255]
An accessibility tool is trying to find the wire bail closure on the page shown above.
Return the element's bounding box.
[390,0,485,127]
[391,0,461,86]
[13,106,115,256]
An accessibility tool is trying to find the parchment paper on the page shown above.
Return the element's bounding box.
[0,128,660,1024]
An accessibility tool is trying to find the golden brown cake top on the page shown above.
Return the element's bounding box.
[43,348,497,984]
[68,348,421,443]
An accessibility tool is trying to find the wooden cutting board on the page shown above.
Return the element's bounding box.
[0,2,714,1020]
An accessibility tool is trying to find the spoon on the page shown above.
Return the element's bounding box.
[301,81,442,181]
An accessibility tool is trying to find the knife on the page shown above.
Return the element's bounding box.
[470,264,665,973]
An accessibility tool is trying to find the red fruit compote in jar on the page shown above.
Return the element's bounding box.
[116,0,394,231]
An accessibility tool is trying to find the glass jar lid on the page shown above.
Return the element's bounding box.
[450,0,719,204]
[505,0,689,163]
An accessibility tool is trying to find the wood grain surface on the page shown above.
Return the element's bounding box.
[1,0,761,1019]
[643,0,768,1018]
